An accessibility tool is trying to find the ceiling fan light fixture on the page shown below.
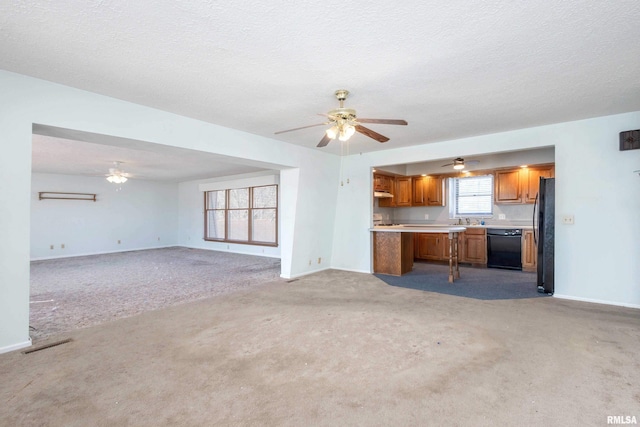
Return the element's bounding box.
[326,125,339,139]
[106,161,128,184]
[453,163,465,170]
[106,174,127,184]
[339,124,356,141]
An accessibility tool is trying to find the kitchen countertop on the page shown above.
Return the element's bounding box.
[374,223,533,230]
[370,225,467,233]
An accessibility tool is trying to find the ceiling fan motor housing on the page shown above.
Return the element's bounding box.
[328,108,357,122]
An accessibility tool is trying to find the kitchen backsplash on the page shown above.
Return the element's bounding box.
[375,203,534,226]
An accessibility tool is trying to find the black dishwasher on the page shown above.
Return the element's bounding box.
[487,228,522,270]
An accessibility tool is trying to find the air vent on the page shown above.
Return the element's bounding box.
[620,129,640,151]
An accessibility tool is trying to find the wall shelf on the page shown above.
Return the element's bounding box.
[38,192,97,202]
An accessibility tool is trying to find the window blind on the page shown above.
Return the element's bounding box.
[450,175,493,217]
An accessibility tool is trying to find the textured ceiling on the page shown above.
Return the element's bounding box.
[3,0,640,158]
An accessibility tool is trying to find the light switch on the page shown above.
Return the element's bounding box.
[562,215,575,225]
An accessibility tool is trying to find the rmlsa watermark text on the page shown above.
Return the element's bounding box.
[607,415,638,425]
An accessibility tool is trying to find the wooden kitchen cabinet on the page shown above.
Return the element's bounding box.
[395,177,413,207]
[412,175,445,207]
[523,165,554,203]
[522,230,537,272]
[378,176,396,207]
[373,173,392,192]
[415,233,453,261]
[415,233,442,260]
[495,164,554,204]
[412,176,427,206]
[460,228,487,264]
[494,169,522,204]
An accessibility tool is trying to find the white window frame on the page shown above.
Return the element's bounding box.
[448,175,494,218]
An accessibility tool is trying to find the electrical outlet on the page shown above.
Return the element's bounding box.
[157,237,160,241]
[50,245,54,250]
[498,214,506,220]
[317,257,322,264]
[309,260,312,266]
[61,244,65,249]
[424,214,429,220]
[117,240,121,244]
[562,215,575,225]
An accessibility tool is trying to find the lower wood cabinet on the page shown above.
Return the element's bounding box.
[414,233,453,262]
[522,230,537,272]
[459,228,487,264]
[414,229,487,265]
[415,233,444,260]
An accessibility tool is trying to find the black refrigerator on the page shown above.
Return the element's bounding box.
[534,177,555,294]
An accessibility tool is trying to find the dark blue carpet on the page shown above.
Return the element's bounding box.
[376,262,547,300]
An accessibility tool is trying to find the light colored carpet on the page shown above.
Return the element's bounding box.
[29,247,281,341]
[3,268,639,426]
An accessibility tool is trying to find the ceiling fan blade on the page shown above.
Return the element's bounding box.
[317,134,332,147]
[355,125,390,143]
[466,160,480,166]
[441,163,454,167]
[357,118,408,125]
[274,123,327,135]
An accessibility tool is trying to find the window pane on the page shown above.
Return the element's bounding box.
[229,188,249,209]
[228,210,249,241]
[206,191,226,209]
[206,210,225,239]
[253,185,277,208]
[450,175,493,217]
[252,209,276,243]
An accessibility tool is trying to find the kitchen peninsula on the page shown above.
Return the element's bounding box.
[371,225,466,282]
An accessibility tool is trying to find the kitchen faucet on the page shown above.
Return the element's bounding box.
[465,218,470,225]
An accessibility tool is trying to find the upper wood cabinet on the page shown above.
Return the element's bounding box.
[523,165,554,203]
[425,176,445,206]
[411,175,445,207]
[373,173,392,192]
[395,177,413,207]
[494,164,554,204]
[378,176,396,207]
[494,169,522,204]
[412,176,428,206]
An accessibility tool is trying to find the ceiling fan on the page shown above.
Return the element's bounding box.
[274,89,408,147]
[441,157,480,170]
[105,161,130,183]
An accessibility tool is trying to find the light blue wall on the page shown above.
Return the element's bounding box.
[0,70,340,353]
[333,112,640,308]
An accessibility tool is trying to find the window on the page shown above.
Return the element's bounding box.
[205,185,278,246]
[449,175,493,218]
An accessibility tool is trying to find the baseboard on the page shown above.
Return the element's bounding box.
[330,267,372,275]
[176,244,281,259]
[553,294,640,309]
[280,266,332,280]
[0,338,32,355]
[30,245,179,261]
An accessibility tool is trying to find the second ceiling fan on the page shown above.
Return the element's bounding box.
[275,89,408,147]
[441,157,480,170]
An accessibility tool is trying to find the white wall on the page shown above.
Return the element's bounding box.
[333,112,640,308]
[31,173,178,259]
[0,70,340,353]
[178,172,281,258]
